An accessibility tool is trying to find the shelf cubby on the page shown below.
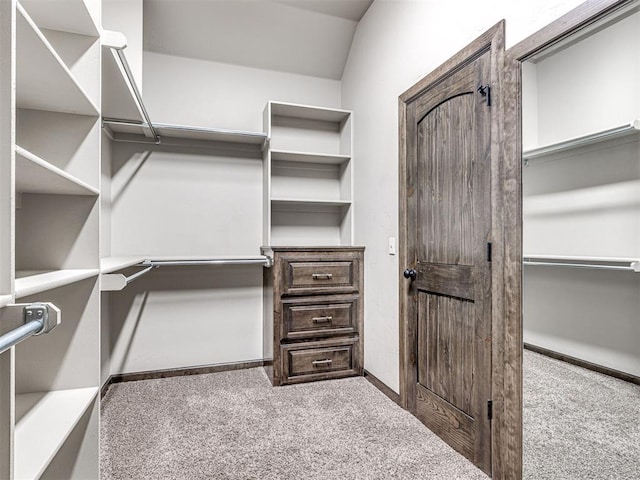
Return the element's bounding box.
[264,102,354,246]
[16,146,99,196]
[16,3,98,116]
[19,0,99,37]
[15,387,98,480]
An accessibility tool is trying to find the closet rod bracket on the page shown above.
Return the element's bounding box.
[0,302,61,354]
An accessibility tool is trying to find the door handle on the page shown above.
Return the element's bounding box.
[403,268,417,280]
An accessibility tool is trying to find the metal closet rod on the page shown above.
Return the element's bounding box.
[112,47,159,143]
[523,260,640,272]
[141,258,273,267]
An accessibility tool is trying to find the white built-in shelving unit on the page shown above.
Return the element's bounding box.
[1,0,102,477]
[522,3,640,377]
[264,101,353,246]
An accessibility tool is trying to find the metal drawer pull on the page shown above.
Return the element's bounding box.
[312,359,333,367]
[312,273,333,280]
[312,316,333,323]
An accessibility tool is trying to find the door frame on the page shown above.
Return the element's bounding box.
[399,1,635,479]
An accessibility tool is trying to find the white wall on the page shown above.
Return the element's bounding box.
[143,52,342,132]
[341,0,585,392]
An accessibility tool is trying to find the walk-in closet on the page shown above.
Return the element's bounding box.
[0,0,638,479]
[521,1,640,476]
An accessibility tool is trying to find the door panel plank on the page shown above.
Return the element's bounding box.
[415,383,475,459]
[416,263,474,300]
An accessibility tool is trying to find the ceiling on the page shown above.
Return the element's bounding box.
[143,0,374,80]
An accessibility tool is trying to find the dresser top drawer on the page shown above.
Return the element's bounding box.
[276,250,363,295]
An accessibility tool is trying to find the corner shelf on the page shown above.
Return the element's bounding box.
[523,120,640,161]
[16,3,98,116]
[15,146,99,196]
[19,0,99,37]
[15,269,100,299]
[15,387,98,480]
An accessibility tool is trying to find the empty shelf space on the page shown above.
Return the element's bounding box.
[15,146,99,196]
[16,3,98,116]
[100,256,147,274]
[270,101,351,124]
[523,254,640,263]
[15,269,99,298]
[271,149,350,165]
[19,0,99,36]
[102,47,145,123]
[15,387,98,480]
[523,120,640,160]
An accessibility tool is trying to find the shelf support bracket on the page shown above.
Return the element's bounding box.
[0,303,61,355]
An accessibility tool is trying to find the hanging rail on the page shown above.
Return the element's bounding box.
[0,303,61,355]
[141,257,273,268]
[523,258,640,272]
[100,256,273,291]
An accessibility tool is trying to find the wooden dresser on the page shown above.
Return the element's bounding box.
[261,247,364,386]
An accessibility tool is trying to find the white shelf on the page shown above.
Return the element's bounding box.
[16,3,99,116]
[101,47,145,123]
[103,120,269,150]
[271,149,350,165]
[271,198,352,211]
[523,254,640,263]
[270,101,351,123]
[100,256,146,274]
[15,146,99,196]
[19,0,99,37]
[15,269,99,298]
[523,120,640,160]
[15,387,98,480]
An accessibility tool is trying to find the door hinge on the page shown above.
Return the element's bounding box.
[487,400,493,420]
[487,242,492,262]
[478,84,491,106]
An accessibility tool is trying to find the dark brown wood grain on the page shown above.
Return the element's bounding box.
[263,247,364,386]
[399,21,504,477]
[416,264,475,301]
[282,294,358,340]
[281,337,359,385]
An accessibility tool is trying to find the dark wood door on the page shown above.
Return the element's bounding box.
[400,24,505,476]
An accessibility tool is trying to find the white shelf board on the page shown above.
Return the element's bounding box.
[271,198,351,207]
[271,149,350,165]
[270,101,350,123]
[101,47,145,123]
[100,256,146,274]
[103,121,268,149]
[16,3,99,116]
[15,146,99,196]
[523,254,639,264]
[523,120,640,160]
[15,387,98,480]
[15,269,99,298]
[19,0,99,36]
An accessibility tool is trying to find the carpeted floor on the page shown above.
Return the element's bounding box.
[523,350,640,480]
[101,351,640,479]
[100,368,488,480]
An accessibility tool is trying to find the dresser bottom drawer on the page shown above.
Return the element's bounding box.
[281,338,359,385]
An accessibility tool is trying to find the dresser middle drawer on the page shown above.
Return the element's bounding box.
[282,295,358,340]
